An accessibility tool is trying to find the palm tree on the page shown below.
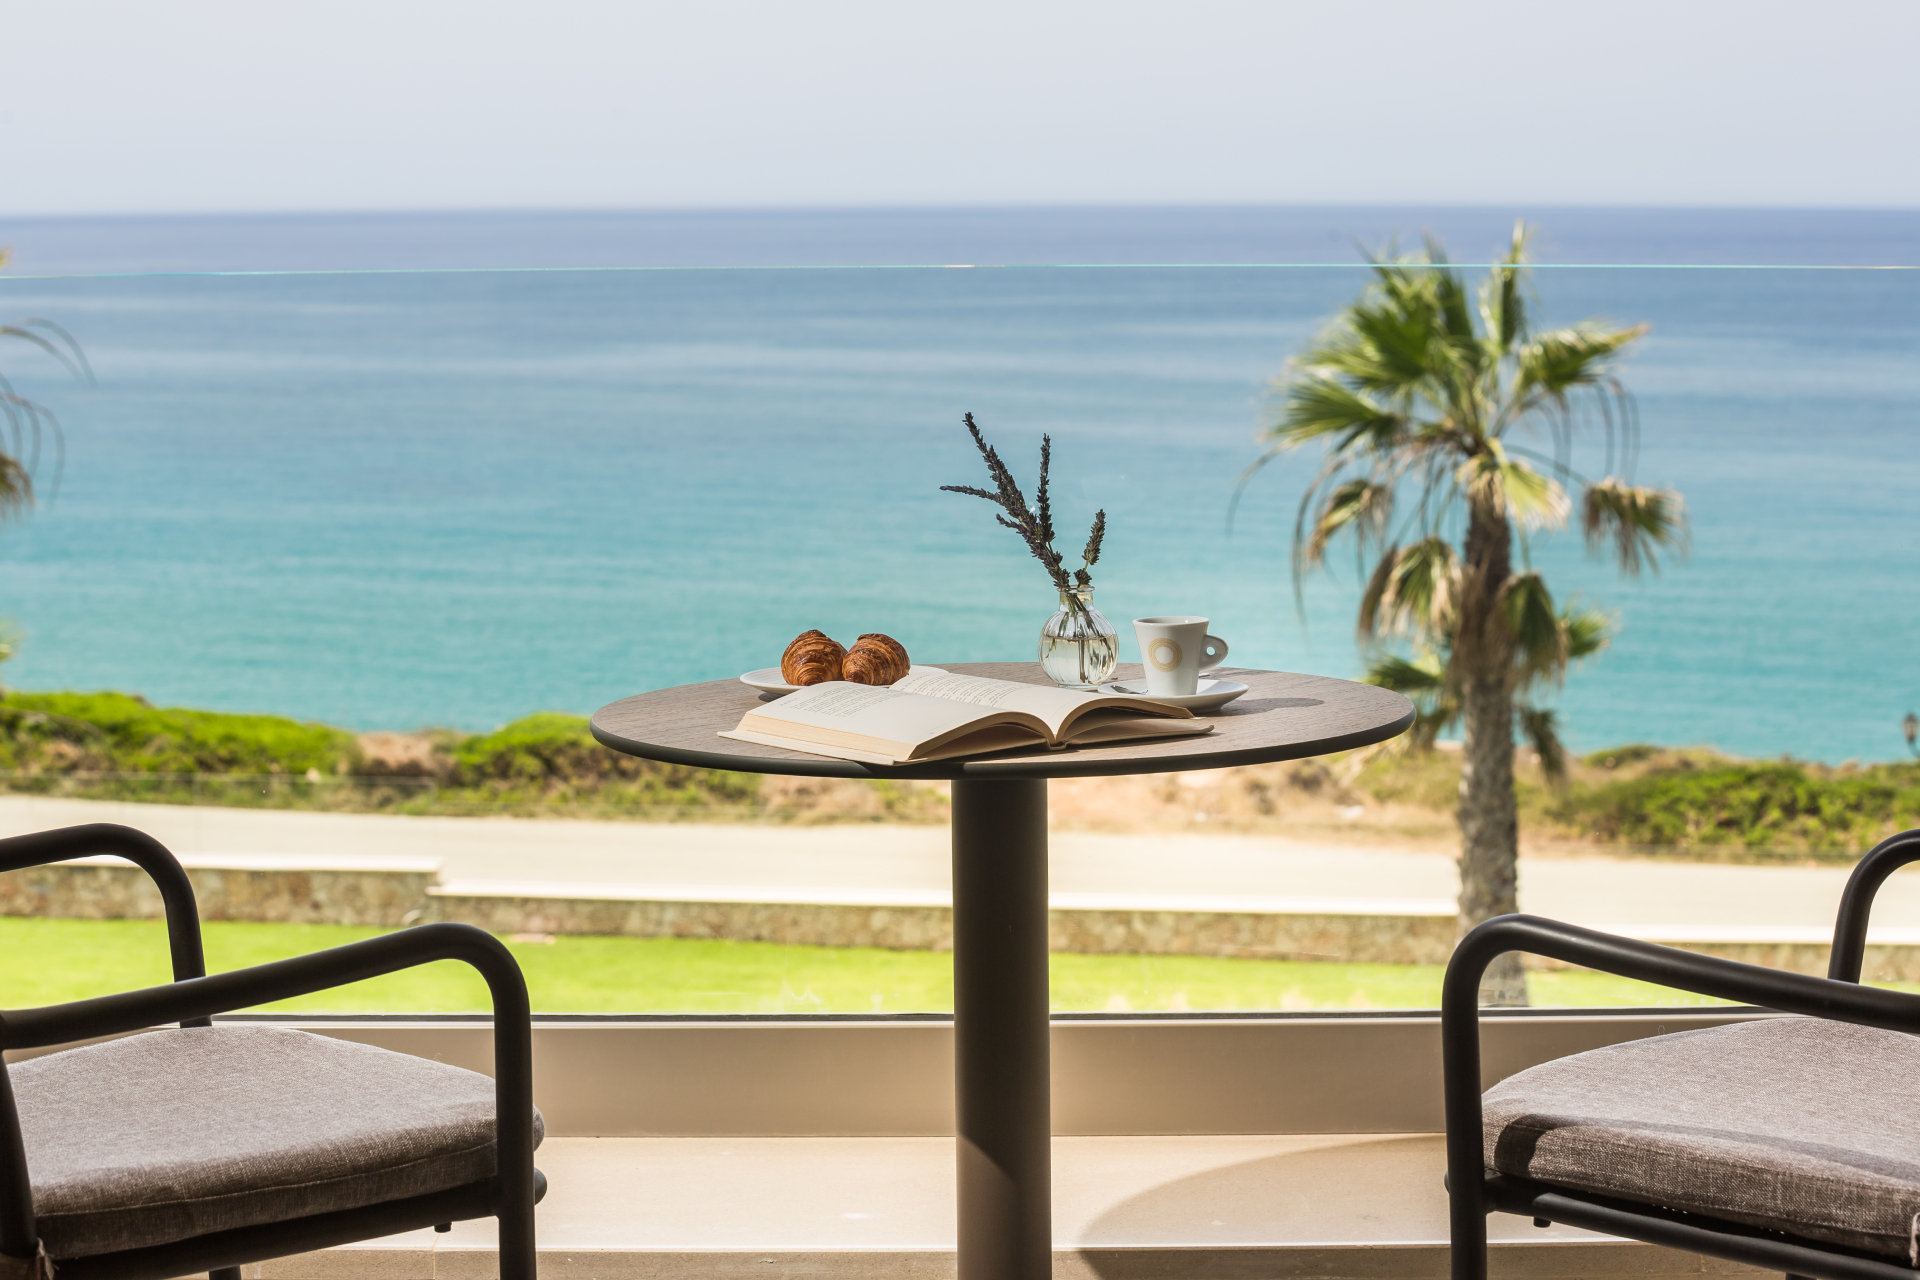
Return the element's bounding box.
[1244,224,1686,1005]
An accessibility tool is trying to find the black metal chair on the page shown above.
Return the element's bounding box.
[0,824,543,1280]
[1445,828,1920,1280]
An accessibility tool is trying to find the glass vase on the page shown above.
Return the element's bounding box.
[1038,585,1119,689]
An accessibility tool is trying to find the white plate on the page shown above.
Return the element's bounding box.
[740,664,947,696]
[1098,676,1250,713]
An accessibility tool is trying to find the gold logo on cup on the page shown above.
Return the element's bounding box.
[1147,638,1183,672]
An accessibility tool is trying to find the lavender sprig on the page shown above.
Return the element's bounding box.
[1037,436,1054,546]
[941,413,1105,598]
[1073,510,1106,586]
[1082,509,1105,567]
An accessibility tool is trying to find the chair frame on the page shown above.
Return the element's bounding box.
[1445,828,1920,1280]
[0,824,540,1280]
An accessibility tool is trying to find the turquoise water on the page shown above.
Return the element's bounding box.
[0,209,1914,761]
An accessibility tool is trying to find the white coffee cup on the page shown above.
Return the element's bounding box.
[1132,616,1230,697]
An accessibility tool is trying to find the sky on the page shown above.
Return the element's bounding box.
[5,0,1917,216]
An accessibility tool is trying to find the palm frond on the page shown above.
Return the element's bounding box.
[1364,650,1446,694]
[1422,243,1482,371]
[0,448,31,519]
[1513,323,1647,402]
[1303,478,1393,570]
[1561,604,1612,662]
[0,383,45,518]
[1307,251,1483,405]
[1581,476,1687,575]
[1516,703,1569,782]
[1270,370,1409,454]
[1338,299,1446,392]
[0,320,94,384]
[1508,591,1614,695]
[1364,649,1457,746]
[1499,572,1565,684]
[1357,538,1457,642]
[0,311,88,515]
[1477,221,1533,355]
[1457,443,1570,531]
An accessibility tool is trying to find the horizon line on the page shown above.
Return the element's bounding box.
[4,261,1916,282]
[6,199,1920,222]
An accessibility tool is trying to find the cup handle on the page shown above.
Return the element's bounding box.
[1201,635,1229,671]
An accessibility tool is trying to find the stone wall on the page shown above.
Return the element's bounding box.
[1528,939,1920,983]
[419,892,1458,964]
[426,892,957,951]
[1045,907,1457,964]
[0,857,439,928]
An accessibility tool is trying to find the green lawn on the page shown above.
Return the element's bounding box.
[0,918,1783,1014]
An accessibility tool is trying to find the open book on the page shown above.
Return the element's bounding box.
[720,668,1212,765]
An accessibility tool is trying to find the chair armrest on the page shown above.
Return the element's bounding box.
[0,922,536,1263]
[0,921,528,1048]
[1440,913,1920,1280]
[0,823,208,992]
[1830,828,1920,982]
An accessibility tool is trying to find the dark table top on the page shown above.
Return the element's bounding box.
[591,662,1414,781]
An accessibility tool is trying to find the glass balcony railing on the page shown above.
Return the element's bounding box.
[0,209,1913,1014]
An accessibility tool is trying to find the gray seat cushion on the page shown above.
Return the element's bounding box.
[1483,1017,1920,1257]
[10,1025,543,1258]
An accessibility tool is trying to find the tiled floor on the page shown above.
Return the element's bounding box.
[256,1134,1760,1279]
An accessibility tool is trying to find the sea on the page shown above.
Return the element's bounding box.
[0,206,1913,763]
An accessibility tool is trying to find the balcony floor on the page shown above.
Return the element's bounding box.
[254,1134,1765,1279]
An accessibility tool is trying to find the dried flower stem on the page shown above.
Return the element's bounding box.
[942,413,1107,608]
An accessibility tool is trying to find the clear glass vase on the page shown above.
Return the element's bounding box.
[1038,585,1119,689]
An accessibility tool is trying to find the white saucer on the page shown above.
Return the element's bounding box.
[740,664,947,696]
[1098,676,1250,713]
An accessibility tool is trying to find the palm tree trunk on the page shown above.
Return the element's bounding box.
[1455,499,1526,1006]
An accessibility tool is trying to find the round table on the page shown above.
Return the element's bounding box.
[592,663,1413,1280]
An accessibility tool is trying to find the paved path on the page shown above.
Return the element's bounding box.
[0,795,1910,933]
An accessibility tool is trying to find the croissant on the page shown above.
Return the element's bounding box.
[781,630,847,686]
[843,633,911,685]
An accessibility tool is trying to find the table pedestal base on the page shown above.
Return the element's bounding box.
[951,777,1051,1280]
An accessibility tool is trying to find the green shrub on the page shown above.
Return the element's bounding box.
[452,712,615,782]
[0,692,357,776]
[448,712,761,809]
[1581,743,1665,770]
[1552,760,1920,853]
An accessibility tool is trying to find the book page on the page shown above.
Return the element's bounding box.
[1061,716,1213,746]
[891,669,1193,737]
[722,722,1046,766]
[891,669,1094,736]
[736,681,1046,756]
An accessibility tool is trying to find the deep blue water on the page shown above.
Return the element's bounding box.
[0,207,1914,761]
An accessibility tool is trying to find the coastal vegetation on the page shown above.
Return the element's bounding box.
[0,690,1912,857]
[1548,750,1920,857]
[0,690,938,821]
[1240,223,1686,1004]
